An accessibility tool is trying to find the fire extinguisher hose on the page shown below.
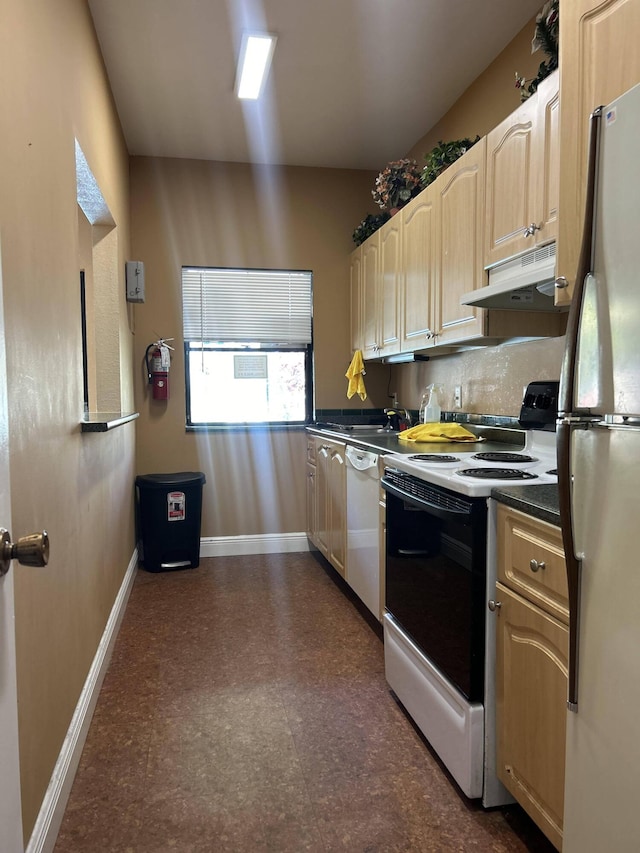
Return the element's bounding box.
[144,343,155,385]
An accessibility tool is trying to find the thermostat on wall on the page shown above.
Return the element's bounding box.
[126,261,145,303]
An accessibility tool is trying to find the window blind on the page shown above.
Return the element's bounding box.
[182,267,312,345]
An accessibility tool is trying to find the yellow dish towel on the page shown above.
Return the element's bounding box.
[345,349,367,401]
[398,423,479,442]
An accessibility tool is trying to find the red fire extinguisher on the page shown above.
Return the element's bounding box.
[145,338,173,400]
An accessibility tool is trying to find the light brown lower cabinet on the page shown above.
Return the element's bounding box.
[495,582,568,850]
[308,437,346,578]
[495,504,569,851]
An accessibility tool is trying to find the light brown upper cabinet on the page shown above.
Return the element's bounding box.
[433,137,486,345]
[361,233,380,358]
[557,0,640,305]
[349,246,363,354]
[485,71,559,269]
[400,185,437,351]
[378,215,402,357]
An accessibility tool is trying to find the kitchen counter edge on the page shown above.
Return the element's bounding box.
[305,424,525,457]
[491,485,560,527]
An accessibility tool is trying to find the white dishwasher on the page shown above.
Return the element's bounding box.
[345,445,381,620]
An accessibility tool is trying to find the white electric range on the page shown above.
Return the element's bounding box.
[382,426,557,497]
[381,417,558,808]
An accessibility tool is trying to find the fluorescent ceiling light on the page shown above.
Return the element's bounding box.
[236,33,277,100]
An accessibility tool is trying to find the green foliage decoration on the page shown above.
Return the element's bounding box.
[421,137,481,189]
[515,0,559,101]
[352,212,390,246]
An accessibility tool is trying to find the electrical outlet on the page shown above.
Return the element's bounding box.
[454,385,462,408]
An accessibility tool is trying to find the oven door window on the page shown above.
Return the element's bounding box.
[385,489,487,702]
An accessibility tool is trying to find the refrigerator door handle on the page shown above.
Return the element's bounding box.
[557,105,604,713]
[559,106,603,418]
[557,418,582,712]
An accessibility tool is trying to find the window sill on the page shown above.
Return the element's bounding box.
[185,423,307,433]
[80,411,139,432]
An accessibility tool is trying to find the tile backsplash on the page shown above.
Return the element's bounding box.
[394,336,566,417]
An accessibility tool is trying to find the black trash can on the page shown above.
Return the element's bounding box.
[135,471,206,572]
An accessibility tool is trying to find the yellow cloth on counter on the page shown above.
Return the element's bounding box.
[345,349,367,401]
[398,423,479,442]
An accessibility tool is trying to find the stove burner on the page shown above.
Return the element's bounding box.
[471,452,535,463]
[408,454,460,463]
[456,468,539,481]
[547,468,558,476]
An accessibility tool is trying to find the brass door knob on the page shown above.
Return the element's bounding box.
[0,528,49,576]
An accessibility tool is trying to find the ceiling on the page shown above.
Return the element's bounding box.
[88,0,543,171]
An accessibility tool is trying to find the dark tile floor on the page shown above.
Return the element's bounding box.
[54,552,556,852]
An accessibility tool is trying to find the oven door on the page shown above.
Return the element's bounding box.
[382,470,487,702]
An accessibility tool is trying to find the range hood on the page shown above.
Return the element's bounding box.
[461,243,566,311]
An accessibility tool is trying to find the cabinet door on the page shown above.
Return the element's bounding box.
[328,446,346,577]
[434,138,486,345]
[349,247,363,353]
[361,235,380,358]
[306,462,316,543]
[495,582,568,851]
[315,443,330,559]
[378,216,402,356]
[536,71,560,249]
[558,0,640,304]
[485,97,538,266]
[401,188,437,351]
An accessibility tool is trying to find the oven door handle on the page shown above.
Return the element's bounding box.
[381,476,474,522]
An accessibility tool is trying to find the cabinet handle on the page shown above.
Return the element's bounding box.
[554,276,568,289]
[523,222,541,238]
[488,599,502,612]
[529,558,546,573]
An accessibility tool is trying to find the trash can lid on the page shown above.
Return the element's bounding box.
[135,471,206,488]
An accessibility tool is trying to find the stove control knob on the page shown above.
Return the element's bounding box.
[487,599,502,612]
[529,559,546,573]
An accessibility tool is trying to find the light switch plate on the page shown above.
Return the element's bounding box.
[454,385,462,408]
[126,261,145,303]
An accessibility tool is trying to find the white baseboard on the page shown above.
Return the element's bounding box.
[200,532,310,557]
[26,548,139,853]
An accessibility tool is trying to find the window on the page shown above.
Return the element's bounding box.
[182,267,313,427]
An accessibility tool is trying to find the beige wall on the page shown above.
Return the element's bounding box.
[395,11,566,417]
[130,157,389,538]
[0,0,135,839]
[130,11,560,538]
[407,15,542,162]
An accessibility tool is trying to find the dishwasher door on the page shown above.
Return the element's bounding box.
[345,445,381,620]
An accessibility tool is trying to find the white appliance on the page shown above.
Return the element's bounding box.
[558,82,640,852]
[345,445,380,619]
[461,243,563,311]
[386,428,557,497]
[382,421,557,807]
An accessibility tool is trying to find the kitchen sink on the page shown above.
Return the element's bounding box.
[314,422,388,433]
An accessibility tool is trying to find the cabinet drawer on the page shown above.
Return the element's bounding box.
[497,503,568,624]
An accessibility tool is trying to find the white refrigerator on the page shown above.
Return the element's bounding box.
[558,81,640,852]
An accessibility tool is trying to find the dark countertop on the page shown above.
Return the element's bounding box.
[491,484,560,526]
[305,424,524,457]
